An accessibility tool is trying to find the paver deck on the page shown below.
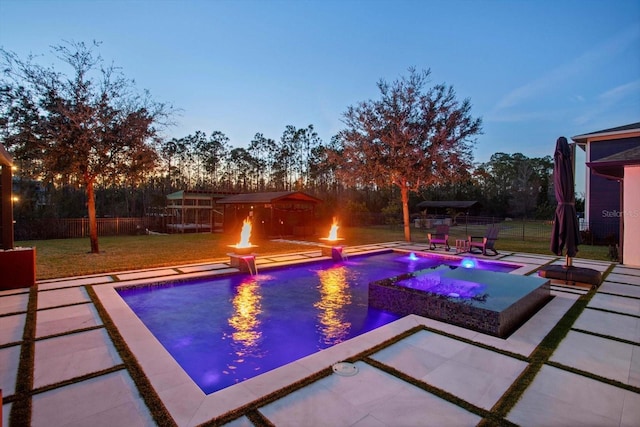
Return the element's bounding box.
[1,242,639,426]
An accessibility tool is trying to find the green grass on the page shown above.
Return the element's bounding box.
[18,225,610,280]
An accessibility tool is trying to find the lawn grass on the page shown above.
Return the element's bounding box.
[18,225,611,280]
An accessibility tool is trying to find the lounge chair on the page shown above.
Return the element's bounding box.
[428,225,450,251]
[468,224,499,256]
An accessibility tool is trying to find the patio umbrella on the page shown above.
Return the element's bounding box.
[550,136,581,267]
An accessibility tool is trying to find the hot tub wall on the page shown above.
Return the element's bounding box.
[369,275,552,338]
[368,280,503,336]
[497,281,552,337]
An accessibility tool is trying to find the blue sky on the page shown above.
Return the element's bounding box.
[1,0,639,167]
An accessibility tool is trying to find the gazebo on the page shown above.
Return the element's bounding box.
[165,190,237,233]
[216,191,322,237]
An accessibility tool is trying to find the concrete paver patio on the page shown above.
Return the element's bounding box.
[1,242,639,426]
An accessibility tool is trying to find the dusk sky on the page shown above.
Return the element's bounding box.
[1,0,639,169]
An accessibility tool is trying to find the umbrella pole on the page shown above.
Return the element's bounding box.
[565,255,573,268]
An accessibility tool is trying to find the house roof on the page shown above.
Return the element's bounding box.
[416,200,478,209]
[586,145,640,179]
[216,191,322,205]
[572,122,640,145]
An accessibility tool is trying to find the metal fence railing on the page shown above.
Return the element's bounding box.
[347,213,618,246]
[14,214,619,246]
[14,217,158,240]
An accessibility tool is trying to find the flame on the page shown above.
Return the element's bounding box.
[327,219,339,241]
[237,218,252,248]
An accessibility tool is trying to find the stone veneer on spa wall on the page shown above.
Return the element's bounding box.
[368,267,552,338]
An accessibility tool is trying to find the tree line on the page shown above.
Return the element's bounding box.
[2,42,558,251]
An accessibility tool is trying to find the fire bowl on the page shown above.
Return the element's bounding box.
[319,238,345,244]
[228,245,257,255]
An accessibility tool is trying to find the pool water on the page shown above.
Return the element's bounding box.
[117,251,518,394]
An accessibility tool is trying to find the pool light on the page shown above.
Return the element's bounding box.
[461,257,477,269]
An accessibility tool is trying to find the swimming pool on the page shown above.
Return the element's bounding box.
[117,251,519,394]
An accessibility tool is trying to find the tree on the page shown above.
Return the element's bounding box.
[248,132,276,191]
[332,68,482,241]
[476,152,553,217]
[1,41,173,253]
[202,131,230,187]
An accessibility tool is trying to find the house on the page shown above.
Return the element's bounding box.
[585,145,640,267]
[572,122,640,241]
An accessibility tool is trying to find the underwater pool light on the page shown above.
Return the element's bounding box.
[461,257,477,269]
[409,252,419,261]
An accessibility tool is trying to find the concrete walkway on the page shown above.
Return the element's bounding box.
[1,242,639,426]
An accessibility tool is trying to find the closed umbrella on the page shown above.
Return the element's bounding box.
[550,136,581,267]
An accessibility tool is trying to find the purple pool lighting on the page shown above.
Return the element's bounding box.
[397,267,484,299]
[116,251,523,394]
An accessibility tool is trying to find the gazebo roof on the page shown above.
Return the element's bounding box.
[166,190,238,200]
[216,191,322,205]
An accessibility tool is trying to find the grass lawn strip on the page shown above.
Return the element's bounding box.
[30,365,127,396]
[8,286,37,426]
[245,409,276,427]
[4,246,620,425]
[34,324,105,341]
[199,368,333,426]
[85,285,177,427]
[364,356,515,426]
[15,279,630,426]
[202,328,426,425]
[482,287,597,424]
[545,360,640,394]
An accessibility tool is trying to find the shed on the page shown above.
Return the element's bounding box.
[216,191,323,237]
[166,190,237,233]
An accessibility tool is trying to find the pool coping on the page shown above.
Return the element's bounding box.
[92,243,587,426]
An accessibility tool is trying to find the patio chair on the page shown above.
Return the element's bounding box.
[428,225,450,251]
[468,224,500,256]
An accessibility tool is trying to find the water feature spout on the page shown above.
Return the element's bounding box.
[243,255,258,276]
[230,254,258,275]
